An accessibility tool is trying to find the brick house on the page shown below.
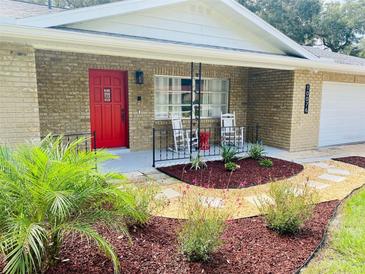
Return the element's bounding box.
[1,0,365,153]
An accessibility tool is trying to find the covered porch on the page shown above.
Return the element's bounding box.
[33,49,297,155]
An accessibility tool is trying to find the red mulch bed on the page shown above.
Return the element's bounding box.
[26,201,338,274]
[158,157,304,189]
[333,156,365,169]
[0,201,338,274]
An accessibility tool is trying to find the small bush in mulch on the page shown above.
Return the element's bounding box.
[259,158,273,168]
[221,145,240,163]
[248,142,266,160]
[31,201,339,274]
[258,182,317,235]
[158,157,304,189]
[333,156,365,169]
[224,162,240,172]
[178,198,229,262]
[190,155,207,170]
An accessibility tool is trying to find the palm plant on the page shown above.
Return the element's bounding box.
[0,136,143,274]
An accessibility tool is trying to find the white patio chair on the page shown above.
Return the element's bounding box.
[221,112,244,148]
[171,114,198,152]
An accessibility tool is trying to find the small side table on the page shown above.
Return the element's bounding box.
[199,131,211,150]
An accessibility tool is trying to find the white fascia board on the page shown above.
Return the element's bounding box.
[220,0,318,60]
[17,0,188,27]
[1,25,365,75]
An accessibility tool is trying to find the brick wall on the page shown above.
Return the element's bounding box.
[247,69,365,152]
[35,50,248,151]
[289,70,323,151]
[0,43,40,146]
[247,69,294,149]
[289,71,365,152]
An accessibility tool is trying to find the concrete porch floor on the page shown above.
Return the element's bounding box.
[100,145,285,173]
[100,142,365,174]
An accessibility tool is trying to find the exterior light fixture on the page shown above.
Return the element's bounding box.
[135,70,144,85]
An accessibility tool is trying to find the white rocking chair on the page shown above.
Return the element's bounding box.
[171,115,198,152]
[221,112,244,148]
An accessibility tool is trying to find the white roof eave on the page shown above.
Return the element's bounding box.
[16,0,317,60]
[1,24,365,75]
[17,0,189,27]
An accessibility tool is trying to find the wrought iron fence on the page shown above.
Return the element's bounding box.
[42,132,96,152]
[41,132,97,167]
[152,124,260,167]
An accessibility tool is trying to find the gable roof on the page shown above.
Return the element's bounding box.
[0,0,64,19]
[16,0,317,60]
[303,46,365,67]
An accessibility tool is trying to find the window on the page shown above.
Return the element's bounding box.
[154,76,229,119]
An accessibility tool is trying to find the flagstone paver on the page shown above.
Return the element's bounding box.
[318,173,347,183]
[245,194,274,206]
[199,196,224,208]
[306,180,330,190]
[155,188,182,200]
[327,168,351,176]
[310,162,335,169]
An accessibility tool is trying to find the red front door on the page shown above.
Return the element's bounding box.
[89,69,128,148]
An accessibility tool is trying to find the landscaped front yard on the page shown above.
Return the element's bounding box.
[0,139,364,274]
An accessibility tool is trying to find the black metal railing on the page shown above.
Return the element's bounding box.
[41,132,97,167]
[42,132,96,152]
[152,125,260,167]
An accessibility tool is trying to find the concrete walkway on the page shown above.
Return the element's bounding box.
[274,143,365,164]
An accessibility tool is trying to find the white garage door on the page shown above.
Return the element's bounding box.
[319,82,365,147]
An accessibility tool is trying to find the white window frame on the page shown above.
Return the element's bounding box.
[154,75,230,120]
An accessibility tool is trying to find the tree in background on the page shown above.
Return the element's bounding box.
[240,0,365,56]
[359,40,365,57]
[239,0,322,45]
[317,0,365,53]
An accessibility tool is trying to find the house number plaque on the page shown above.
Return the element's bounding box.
[304,84,310,114]
[104,88,112,102]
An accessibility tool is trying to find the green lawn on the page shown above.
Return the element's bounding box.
[304,187,365,273]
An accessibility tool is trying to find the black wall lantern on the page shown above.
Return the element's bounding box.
[135,70,144,85]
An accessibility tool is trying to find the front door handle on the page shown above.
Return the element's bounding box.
[121,109,126,121]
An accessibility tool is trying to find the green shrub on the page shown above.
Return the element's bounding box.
[259,158,273,168]
[123,183,165,227]
[221,145,239,163]
[178,198,228,262]
[0,135,145,274]
[248,143,266,160]
[258,182,317,235]
[224,162,240,172]
[190,155,207,170]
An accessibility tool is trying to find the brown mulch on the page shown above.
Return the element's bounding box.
[31,201,339,274]
[158,157,304,189]
[333,156,365,169]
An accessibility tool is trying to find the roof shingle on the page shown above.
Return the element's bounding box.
[303,46,365,67]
